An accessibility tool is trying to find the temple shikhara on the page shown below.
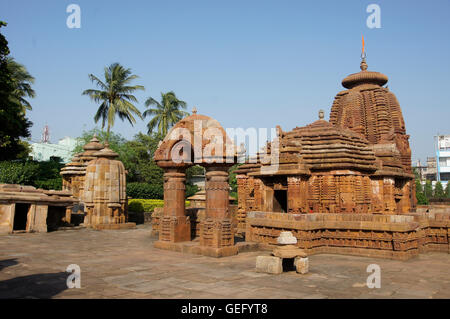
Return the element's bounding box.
[236,56,415,218]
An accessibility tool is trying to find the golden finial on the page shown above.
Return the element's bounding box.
[192,106,197,114]
[360,35,368,71]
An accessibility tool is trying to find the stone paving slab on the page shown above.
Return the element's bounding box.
[0,225,449,299]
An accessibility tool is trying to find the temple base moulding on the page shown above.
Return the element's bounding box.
[154,240,239,258]
[86,222,136,230]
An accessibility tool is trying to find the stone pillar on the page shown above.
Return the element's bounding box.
[159,169,190,242]
[199,167,238,257]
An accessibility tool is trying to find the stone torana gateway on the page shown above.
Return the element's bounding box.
[154,56,450,260]
[153,110,239,257]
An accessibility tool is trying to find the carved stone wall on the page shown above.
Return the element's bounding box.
[246,211,450,260]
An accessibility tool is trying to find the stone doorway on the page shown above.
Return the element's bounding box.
[47,206,66,232]
[13,203,30,231]
[274,190,287,213]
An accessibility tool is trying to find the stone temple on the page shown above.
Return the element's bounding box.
[235,57,415,221]
[152,56,450,260]
[0,136,134,234]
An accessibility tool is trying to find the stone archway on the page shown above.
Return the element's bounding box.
[153,112,238,257]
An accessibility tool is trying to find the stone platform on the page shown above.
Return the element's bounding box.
[246,212,450,260]
[1,224,449,299]
[88,222,136,230]
[154,239,257,257]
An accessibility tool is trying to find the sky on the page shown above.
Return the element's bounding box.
[1,0,449,163]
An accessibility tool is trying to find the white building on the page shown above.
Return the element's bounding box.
[436,135,450,187]
[30,137,77,163]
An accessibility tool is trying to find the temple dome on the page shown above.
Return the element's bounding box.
[92,143,119,159]
[83,134,103,151]
[154,110,236,167]
[342,70,388,89]
[341,58,388,89]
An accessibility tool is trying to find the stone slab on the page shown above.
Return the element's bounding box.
[255,256,282,274]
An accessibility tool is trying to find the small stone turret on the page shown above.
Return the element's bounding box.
[60,135,104,200]
[82,143,134,229]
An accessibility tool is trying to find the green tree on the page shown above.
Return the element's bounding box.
[434,181,445,199]
[143,91,188,136]
[424,180,433,199]
[228,163,242,200]
[415,179,423,194]
[415,179,428,205]
[121,132,164,184]
[82,63,144,140]
[73,128,127,156]
[74,128,164,185]
[416,192,428,205]
[0,21,32,160]
[6,57,35,113]
[444,182,450,198]
[0,159,63,190]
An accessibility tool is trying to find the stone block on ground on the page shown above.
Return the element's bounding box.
[272,245,308,258]
[295,257,309,274]
[255,256,282,274]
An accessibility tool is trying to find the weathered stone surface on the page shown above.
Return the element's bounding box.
[0,184,77,234]
[1,225,449,299]
[277,231,297,245]
[272,245,307,258]
[255,256,283,274]
[295,257,309,274]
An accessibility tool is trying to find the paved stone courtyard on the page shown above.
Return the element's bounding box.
[0,225,449,299]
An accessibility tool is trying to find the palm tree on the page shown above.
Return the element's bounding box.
[82,63,144,140]
[143,91,188,136]
[6,57,35,113]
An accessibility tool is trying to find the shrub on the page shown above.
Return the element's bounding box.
[0,161,39,185]
[127,182,163,199]
[128,199,190,212]
[416,192,428,205]
[0,160,63,189]
[128,200,144,213]
[34,178,62,190]
[186,184,199,198]
[127,182,198,199]
[434,181,445,198]
[424,180,433,198]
